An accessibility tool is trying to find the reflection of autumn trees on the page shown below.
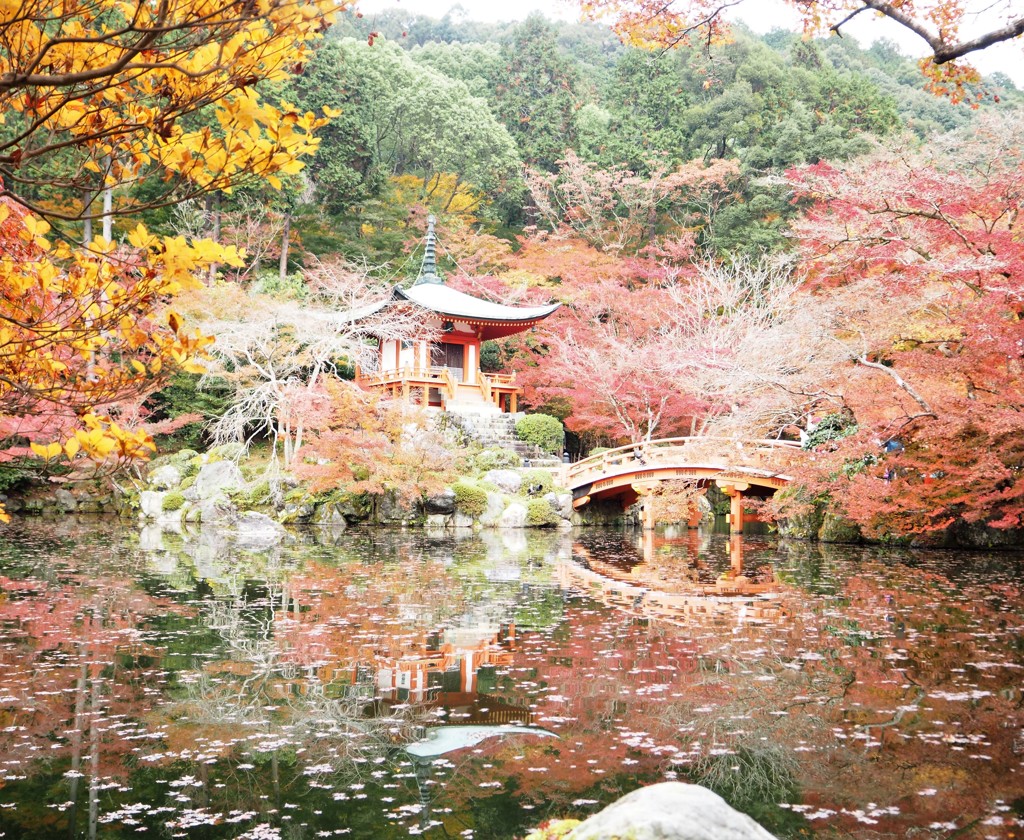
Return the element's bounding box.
[0,563,187,837]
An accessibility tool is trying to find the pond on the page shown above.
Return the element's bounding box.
[0,518,1022,839]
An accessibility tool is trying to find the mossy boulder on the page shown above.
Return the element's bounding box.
[526,498,560,527]
[818,512,863,543]
[453,482,489,518]
[473,447,521,473]
[162,491,186,512]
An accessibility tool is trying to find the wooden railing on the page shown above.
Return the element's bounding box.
[357,365,457,404]
[565,436,803,487]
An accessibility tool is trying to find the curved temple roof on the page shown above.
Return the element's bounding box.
[394,283,560,339]
[352,216,560,340]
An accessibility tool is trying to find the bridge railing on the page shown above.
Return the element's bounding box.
[565,436,802,487]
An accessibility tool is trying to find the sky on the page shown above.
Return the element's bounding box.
[354,0,1024,86]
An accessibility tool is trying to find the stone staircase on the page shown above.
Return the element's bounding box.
[442,411,563,468]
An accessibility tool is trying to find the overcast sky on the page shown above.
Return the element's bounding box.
[355,0,1024,86]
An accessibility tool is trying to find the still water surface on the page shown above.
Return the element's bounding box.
[0,519,1022,839]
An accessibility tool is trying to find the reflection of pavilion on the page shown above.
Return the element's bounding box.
[336,621,534,726]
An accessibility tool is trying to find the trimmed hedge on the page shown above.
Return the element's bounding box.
[453,482,489,518]
[515,414,564,455]
[526,498,559,527]
[162,491,186,512]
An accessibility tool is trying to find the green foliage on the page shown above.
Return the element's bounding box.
[494,16,580,172]
[0,461,36,494]
[478,340,503,373]
[162,492,186,512]
[453,481,489,517]
[522,469,554,494]
[250,270,310,300]
[231,480,273,509]
[147,373,232,450]
[515,414,564,455]
[473,447,521,473]
[526,497,559,527]
[804,413,858,450]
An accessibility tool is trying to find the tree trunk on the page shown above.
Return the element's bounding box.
[101,156,113,243]
[279,212,292,281]
[82,190,93,246]
[208,191,222,282]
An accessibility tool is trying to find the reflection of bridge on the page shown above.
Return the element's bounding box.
[564,437,802,532]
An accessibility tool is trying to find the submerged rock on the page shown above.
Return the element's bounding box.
[570,782,777,840]
[231,512,286,549]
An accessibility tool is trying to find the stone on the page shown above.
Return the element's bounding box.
[207,442,247,461]
[139,490,166,519]
[424,489,456,515]
[148,464,183,490]
[231,512,285,549]
[377,491,418,524]
[197,494,237,524]
[425,513,452,528]
[499,502,527,529]
[54,488,77,512]
[478,492,508,527]
[570,782,778,840]
[556,493,574,519]
[818,512,862,543]
[280,502,315,524]
[453,512,475,529]
[312,503,348,528]
[194,461,244,500]
[485,469,522,495]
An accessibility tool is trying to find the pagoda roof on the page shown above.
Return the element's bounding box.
[352,216,559,340]
[393,283,560,339]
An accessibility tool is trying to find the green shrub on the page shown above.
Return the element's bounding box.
[515,414,564,455]
[587,446,611,457]
[522,469,554,495]
[452,482,488,518]
[473,447,521,473]
[526,498,559,527]
[804,413,858,450]
[162,491,186,512]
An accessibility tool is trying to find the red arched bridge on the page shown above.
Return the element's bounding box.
[563,437,803,531]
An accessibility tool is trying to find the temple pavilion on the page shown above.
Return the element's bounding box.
[355,217,559,414]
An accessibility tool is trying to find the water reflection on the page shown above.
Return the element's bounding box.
[0,519,1021,839]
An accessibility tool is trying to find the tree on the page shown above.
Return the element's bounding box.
[0,196,244,500]
[293,37,521,221]
[292,380,461,505]
[772,114,1024,538]
[0,0,338,516]
[180,259,423,467]
[578,0,1024,100]
[525,150,741,253]
[0,0,341,226]
[493,16,581,173]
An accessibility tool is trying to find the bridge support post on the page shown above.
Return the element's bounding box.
[631,483,658,531]
[715,480,750,534]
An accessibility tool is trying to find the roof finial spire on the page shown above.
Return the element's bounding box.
[414,214,443,285]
